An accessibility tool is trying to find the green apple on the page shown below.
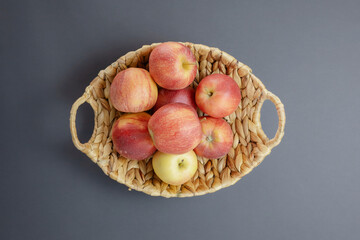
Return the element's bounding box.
[152,150,198,185]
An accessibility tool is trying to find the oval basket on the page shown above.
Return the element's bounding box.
[70,42,285,198]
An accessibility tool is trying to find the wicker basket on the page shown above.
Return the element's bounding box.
[70,42,285,198]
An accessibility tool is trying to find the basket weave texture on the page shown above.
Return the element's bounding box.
[70,42,285,198]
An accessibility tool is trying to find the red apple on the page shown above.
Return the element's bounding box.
[112,112,156,160]
[153,87,197,112]
[110,68,158,113]
[194,117,233,159]
[149,42,197,90]
[148,103,202,154]
[195,73,241,118]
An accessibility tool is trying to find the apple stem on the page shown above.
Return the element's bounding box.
[206,135,213,142]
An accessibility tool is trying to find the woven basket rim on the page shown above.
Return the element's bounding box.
[69,42,285,198]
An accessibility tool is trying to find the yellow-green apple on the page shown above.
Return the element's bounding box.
[148,103,202,154]
[153,87,197,112]
[110,68,158,112]
[195,73,241,118]
[149,42,197,90]
[152,150,198,185]
[194,117,233,159]
[112,112,156,160]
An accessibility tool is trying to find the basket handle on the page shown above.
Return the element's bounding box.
[256,90,286,149]
[69,92,97,153]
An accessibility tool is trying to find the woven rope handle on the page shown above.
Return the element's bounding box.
[256,90,286,149]
[69,92,97,154]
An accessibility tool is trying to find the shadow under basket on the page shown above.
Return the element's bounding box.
[70,42,286,198]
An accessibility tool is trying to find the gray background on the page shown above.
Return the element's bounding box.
[1,0,359,239]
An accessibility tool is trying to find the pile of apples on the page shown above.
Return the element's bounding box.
[110,42,241,185]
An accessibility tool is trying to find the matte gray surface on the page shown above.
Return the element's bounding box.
[1,0,360,239]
